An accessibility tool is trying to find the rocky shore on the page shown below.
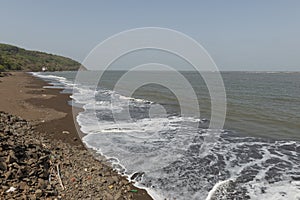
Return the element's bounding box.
[0,72,152,200]
[0,112,151,199]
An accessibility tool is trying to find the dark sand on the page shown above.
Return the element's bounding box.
[0,72,153,200]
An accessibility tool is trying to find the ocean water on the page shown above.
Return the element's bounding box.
[32,71,300,200]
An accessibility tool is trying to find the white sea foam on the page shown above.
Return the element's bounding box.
[31,72,75,90]
[205,179,234,200]
[32,72,300,200]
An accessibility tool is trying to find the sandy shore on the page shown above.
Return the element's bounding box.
[0,72,84,147]
[0,72,152,200]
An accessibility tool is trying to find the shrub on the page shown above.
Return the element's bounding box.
[0,64,5,72]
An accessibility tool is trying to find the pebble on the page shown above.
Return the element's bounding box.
[0,160,7,171]
[62,130,70,134]
[35,189,43,198]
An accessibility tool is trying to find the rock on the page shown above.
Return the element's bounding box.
[104,172,111,176]
[37,178,47,189]
[6,186,17,193]
[19,181,29,191]
[29,194,37,200]
[114,191,122,200]
[35,189,43,198]
[101,179,107,184]
[120,179,128,186]
[39,155,48,162]
[28,170,36,177]
[6,151,17,164]
[291,176,300,181]
[27,158,35,166]
[0,160,7,171]
[112,176,119,183]
[130,171,145,181]
[16,168,24,178]
[5,155,16,164]
[4,170,12,180]
[103,191,114,200]
[12,162,20,169]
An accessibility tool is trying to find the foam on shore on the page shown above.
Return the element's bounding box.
[32,72,300,200]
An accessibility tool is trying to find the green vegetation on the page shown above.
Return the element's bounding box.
[0,64,5,72]
[0,43,81,71]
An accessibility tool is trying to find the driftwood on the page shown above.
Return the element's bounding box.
[56,164,65,190]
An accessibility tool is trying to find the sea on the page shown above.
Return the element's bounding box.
[32,71,300,200]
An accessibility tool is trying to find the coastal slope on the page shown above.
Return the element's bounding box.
[0,43,81,72]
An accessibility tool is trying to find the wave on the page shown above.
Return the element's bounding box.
[32,72,300,200]
[31,72,76,91]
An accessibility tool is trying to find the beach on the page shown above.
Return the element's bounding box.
[0,72,152,199]
[1,71,300,199]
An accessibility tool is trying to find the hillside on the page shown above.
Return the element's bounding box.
[0,43,81,72]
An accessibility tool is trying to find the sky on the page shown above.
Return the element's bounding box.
[1,0,300,71]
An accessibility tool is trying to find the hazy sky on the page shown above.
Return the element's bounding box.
[1,0,300,71]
